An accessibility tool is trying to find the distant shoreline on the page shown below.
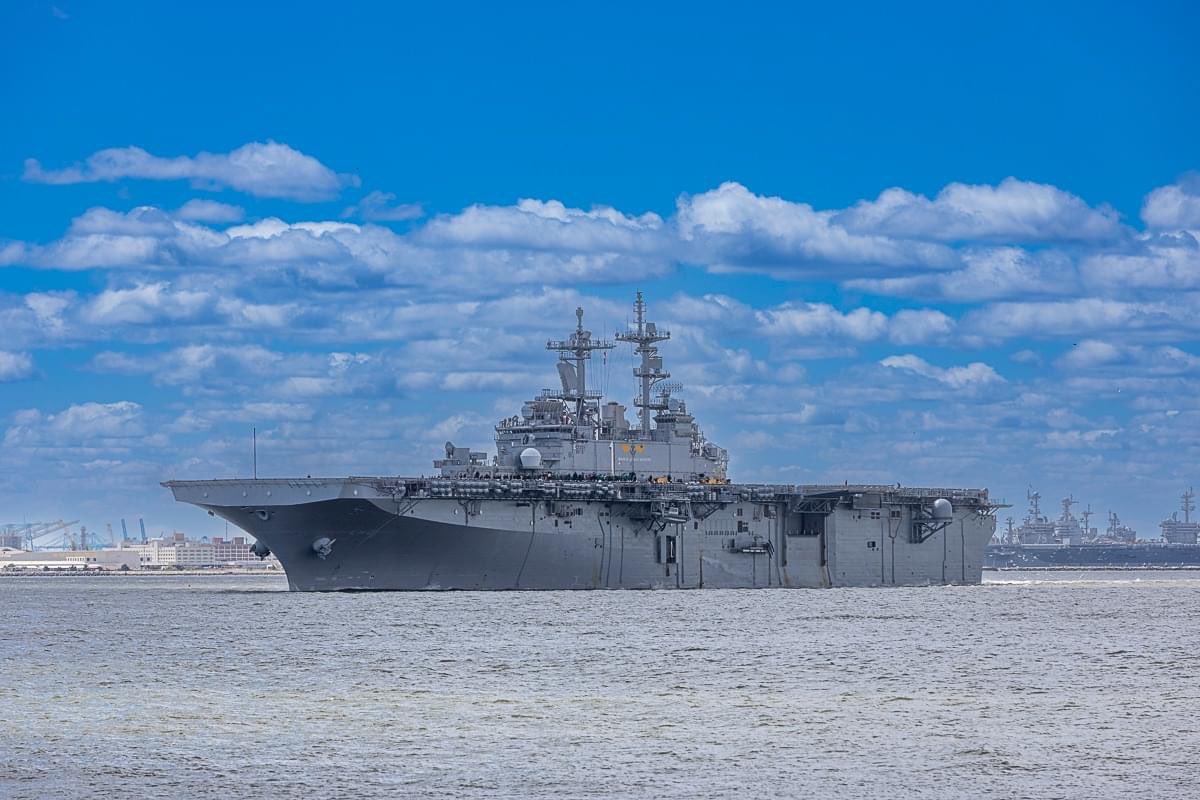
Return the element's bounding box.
[0,568,285,578]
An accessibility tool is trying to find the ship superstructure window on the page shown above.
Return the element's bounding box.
[736,507,743,517]
[870,510,881,520]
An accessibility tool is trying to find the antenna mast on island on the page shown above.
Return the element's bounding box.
[616,291,672,438]
[546,306,614,422]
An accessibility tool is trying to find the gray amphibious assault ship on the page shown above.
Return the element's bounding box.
[165,293,997,591]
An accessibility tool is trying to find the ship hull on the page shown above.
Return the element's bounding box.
[165,478,996,591]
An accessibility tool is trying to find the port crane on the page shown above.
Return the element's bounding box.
[0,520,82,550]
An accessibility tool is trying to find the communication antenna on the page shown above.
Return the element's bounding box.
[252,427,257,479]
[600,321,610,400]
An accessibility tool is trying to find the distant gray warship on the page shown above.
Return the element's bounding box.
[165,293,997,591]
[986,488,1200,569]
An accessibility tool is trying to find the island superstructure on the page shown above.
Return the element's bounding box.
[165,293,998,591]
[1160,488,1199,545]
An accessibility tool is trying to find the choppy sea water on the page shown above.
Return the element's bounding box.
[2,572,1198,799]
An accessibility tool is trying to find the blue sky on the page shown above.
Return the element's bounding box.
[1,1,1198,540]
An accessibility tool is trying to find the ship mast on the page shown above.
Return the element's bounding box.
[616,291,672,438]
[1183,487,1195,524]
[546,307,614,423]
[1027,488,1042,522]
[1060,495,1074,521]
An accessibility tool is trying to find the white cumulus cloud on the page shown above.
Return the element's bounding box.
[964,297,1200,341]
[23,141,358,201]
[0,351,34,381]
[1079,233,1200,291]
[757,302,889,341]
[836,177,1124,243]
[880,354,1004,389]
[1141,174,1200,230]
[175,199,245,223]
[676,181,957,276]
[82,283,213,325]
[4,401,145,446]
[849,247,1079,302]
[1056,340,1200,375]
[341,191,423,222]
[888,309,956,345]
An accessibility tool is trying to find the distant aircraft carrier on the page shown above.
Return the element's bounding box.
[165,293,998,591]
[986,488,1200,569]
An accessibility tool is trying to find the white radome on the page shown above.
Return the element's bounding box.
[932,498,954,520]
